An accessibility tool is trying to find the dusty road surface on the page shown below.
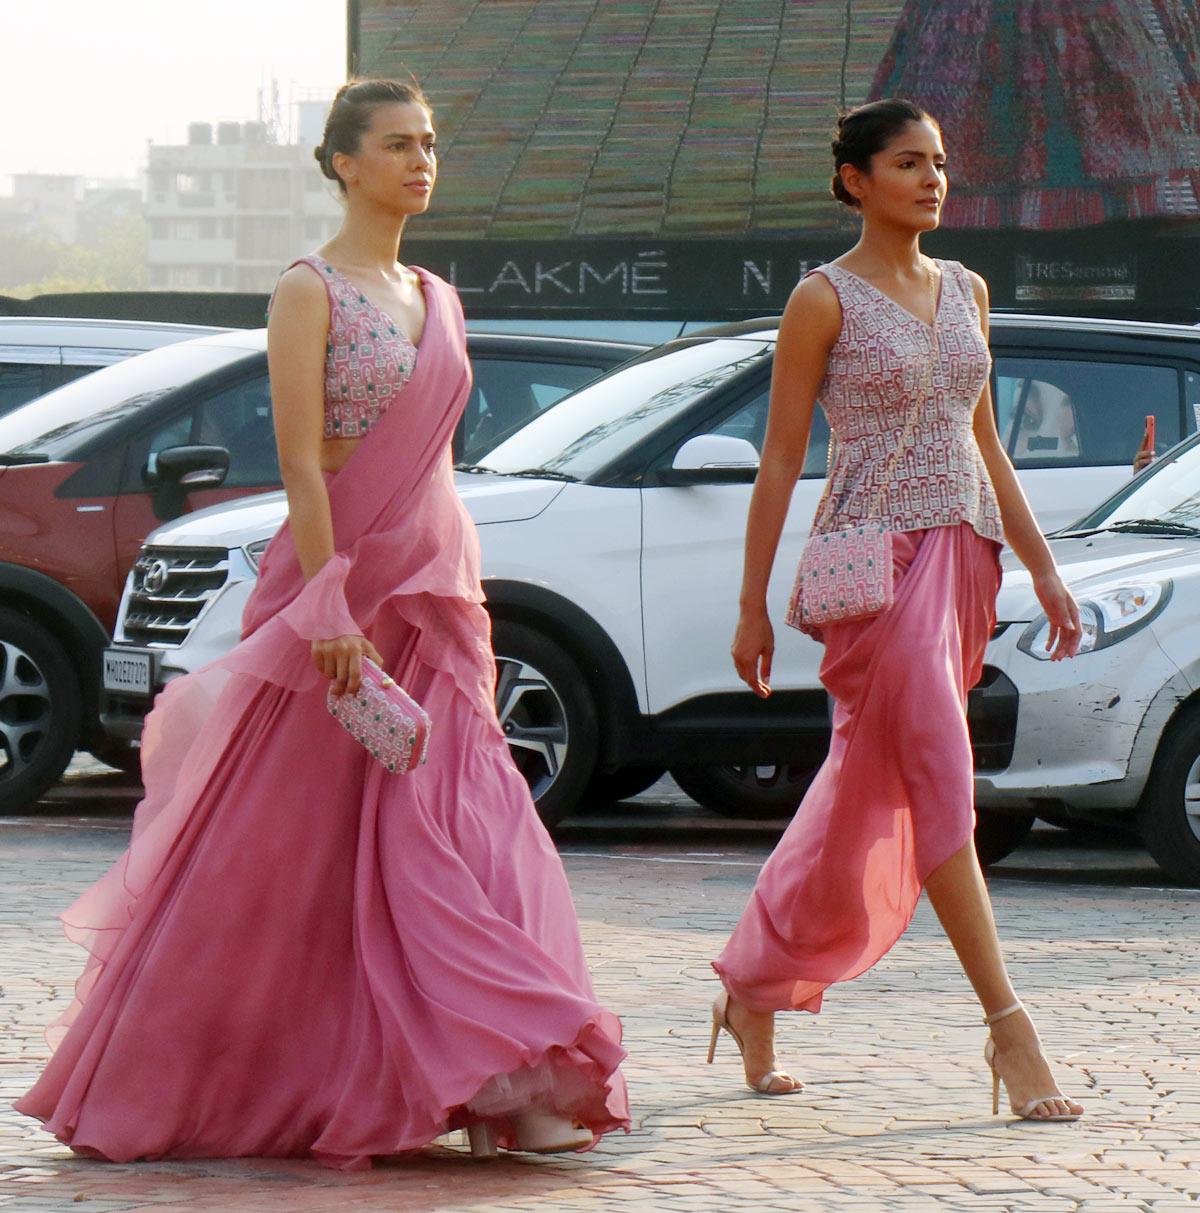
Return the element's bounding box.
[2,764,1198,1212]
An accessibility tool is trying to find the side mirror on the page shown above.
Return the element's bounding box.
[659,434,760,485]
[151,444,231,521]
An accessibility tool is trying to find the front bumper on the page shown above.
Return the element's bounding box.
[100,570,256,741]
[973,618,1186,814]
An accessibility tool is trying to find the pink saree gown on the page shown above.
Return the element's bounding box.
[714,259,1004,1013]
[15,266,629,1167]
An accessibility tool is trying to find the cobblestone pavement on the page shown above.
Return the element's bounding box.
[2,768,1199,1211]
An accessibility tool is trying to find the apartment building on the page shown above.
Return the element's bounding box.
[145,113,341,293]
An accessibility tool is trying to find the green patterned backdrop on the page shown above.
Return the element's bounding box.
[356,0,905,239]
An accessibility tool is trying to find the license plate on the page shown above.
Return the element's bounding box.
[102,649,153,696]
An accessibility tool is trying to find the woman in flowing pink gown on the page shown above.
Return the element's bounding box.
[15,79,629,1168]
[712,99,1085,1122]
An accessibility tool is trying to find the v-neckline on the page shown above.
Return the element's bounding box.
[314,255,428,352]
[830,261,944,331]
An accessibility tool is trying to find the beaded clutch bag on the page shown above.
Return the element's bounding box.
[785,522,893,636]
[326,658,432,774]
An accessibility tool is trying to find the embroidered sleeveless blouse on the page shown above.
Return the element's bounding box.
[808,259,1003,545]
[285,254,419,439]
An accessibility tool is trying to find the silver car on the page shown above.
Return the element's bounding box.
[978,433,1200,883]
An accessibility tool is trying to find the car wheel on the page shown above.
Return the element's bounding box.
[582,765,666,807]
[668,762,816,819]
[87,737,143,778]
[492,620,599,830]
[973,807,1035,867]
[0,608,81,814]
[1139,704,1200,886]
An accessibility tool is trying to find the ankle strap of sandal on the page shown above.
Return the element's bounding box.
[983,1000,1024,1026]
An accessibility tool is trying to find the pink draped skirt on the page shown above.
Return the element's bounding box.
[15,602,628,1168]
[713,523,1002,1013]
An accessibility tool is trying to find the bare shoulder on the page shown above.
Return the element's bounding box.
[271,263,328,313]
[957,265,990,336]
[268,264,330,350]
[960,265,990,307]
[779,270,841,350]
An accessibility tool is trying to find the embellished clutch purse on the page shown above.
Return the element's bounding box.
[326,658,432,774]
[785,522,893,635]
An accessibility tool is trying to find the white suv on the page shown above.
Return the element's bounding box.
[102,317,1200,846]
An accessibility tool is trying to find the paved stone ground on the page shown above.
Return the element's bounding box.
[2,768,1199,1211]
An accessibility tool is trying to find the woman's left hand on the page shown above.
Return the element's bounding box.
[1031,570,1083,661]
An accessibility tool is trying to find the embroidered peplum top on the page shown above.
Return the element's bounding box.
[282,253,419,439]
[807,258,1004,545]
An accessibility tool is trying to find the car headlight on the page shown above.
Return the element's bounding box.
[243,537,272,571]
[1017,580,1172,661]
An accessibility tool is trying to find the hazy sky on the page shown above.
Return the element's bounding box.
[2,0,346,183]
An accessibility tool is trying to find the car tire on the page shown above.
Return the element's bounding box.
[87,737,143,778]
[0,608,81,814]
[1138,704,1200,886]
[492,620,599,831]
[582,765,666,807]
[668,762,816,819]
[973,807,1035,867]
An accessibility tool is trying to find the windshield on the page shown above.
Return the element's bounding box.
[1070,433,1200,532]
[474,338,772,479]
[0,342,250,460]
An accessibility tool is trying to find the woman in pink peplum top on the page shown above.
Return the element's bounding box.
[712,99,1085,1122]
[15,78,629,1167]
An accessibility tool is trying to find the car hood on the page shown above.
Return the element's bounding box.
[997,531,1200,621]
[145,475,567,550]
[148,491,288,548]
[453,472,566,523]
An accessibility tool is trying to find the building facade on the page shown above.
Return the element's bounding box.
[145,118,342,294]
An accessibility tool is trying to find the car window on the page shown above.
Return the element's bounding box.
[1187,370,1200,434]
[1072,432,1200,530]
[481,339,773,479]
[0,363,52,416]
[458,358,602,463]
[0,343,246,459]
[994,357,1181,468]
[704,387,831,476]
[125,375,278,491]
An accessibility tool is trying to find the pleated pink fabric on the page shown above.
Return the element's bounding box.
[713,523,1001,1013]
[15,267,629,1168]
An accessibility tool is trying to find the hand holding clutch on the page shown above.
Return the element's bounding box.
[326,657,432,773]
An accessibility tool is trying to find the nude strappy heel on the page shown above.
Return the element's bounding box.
[707,990,803,1095]
[983,1001,1083,1121]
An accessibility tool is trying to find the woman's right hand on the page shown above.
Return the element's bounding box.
[732,606,774,698]
[312,634,384,696]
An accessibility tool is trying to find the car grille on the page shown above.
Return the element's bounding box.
[967,665,1019,773]
[122,546,230,648]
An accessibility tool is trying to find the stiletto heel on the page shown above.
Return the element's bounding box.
[708,989,802,1096]
[466,1122,500,1159]
[983,1001,1082,1122]
[706,1014,721,1065]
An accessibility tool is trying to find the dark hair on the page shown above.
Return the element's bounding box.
[830,98,937,208]
[314,77,432,193]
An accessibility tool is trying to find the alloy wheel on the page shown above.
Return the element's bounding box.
[494,655,569,802]
[0,639,53,779]
[1182,753,1200,844]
